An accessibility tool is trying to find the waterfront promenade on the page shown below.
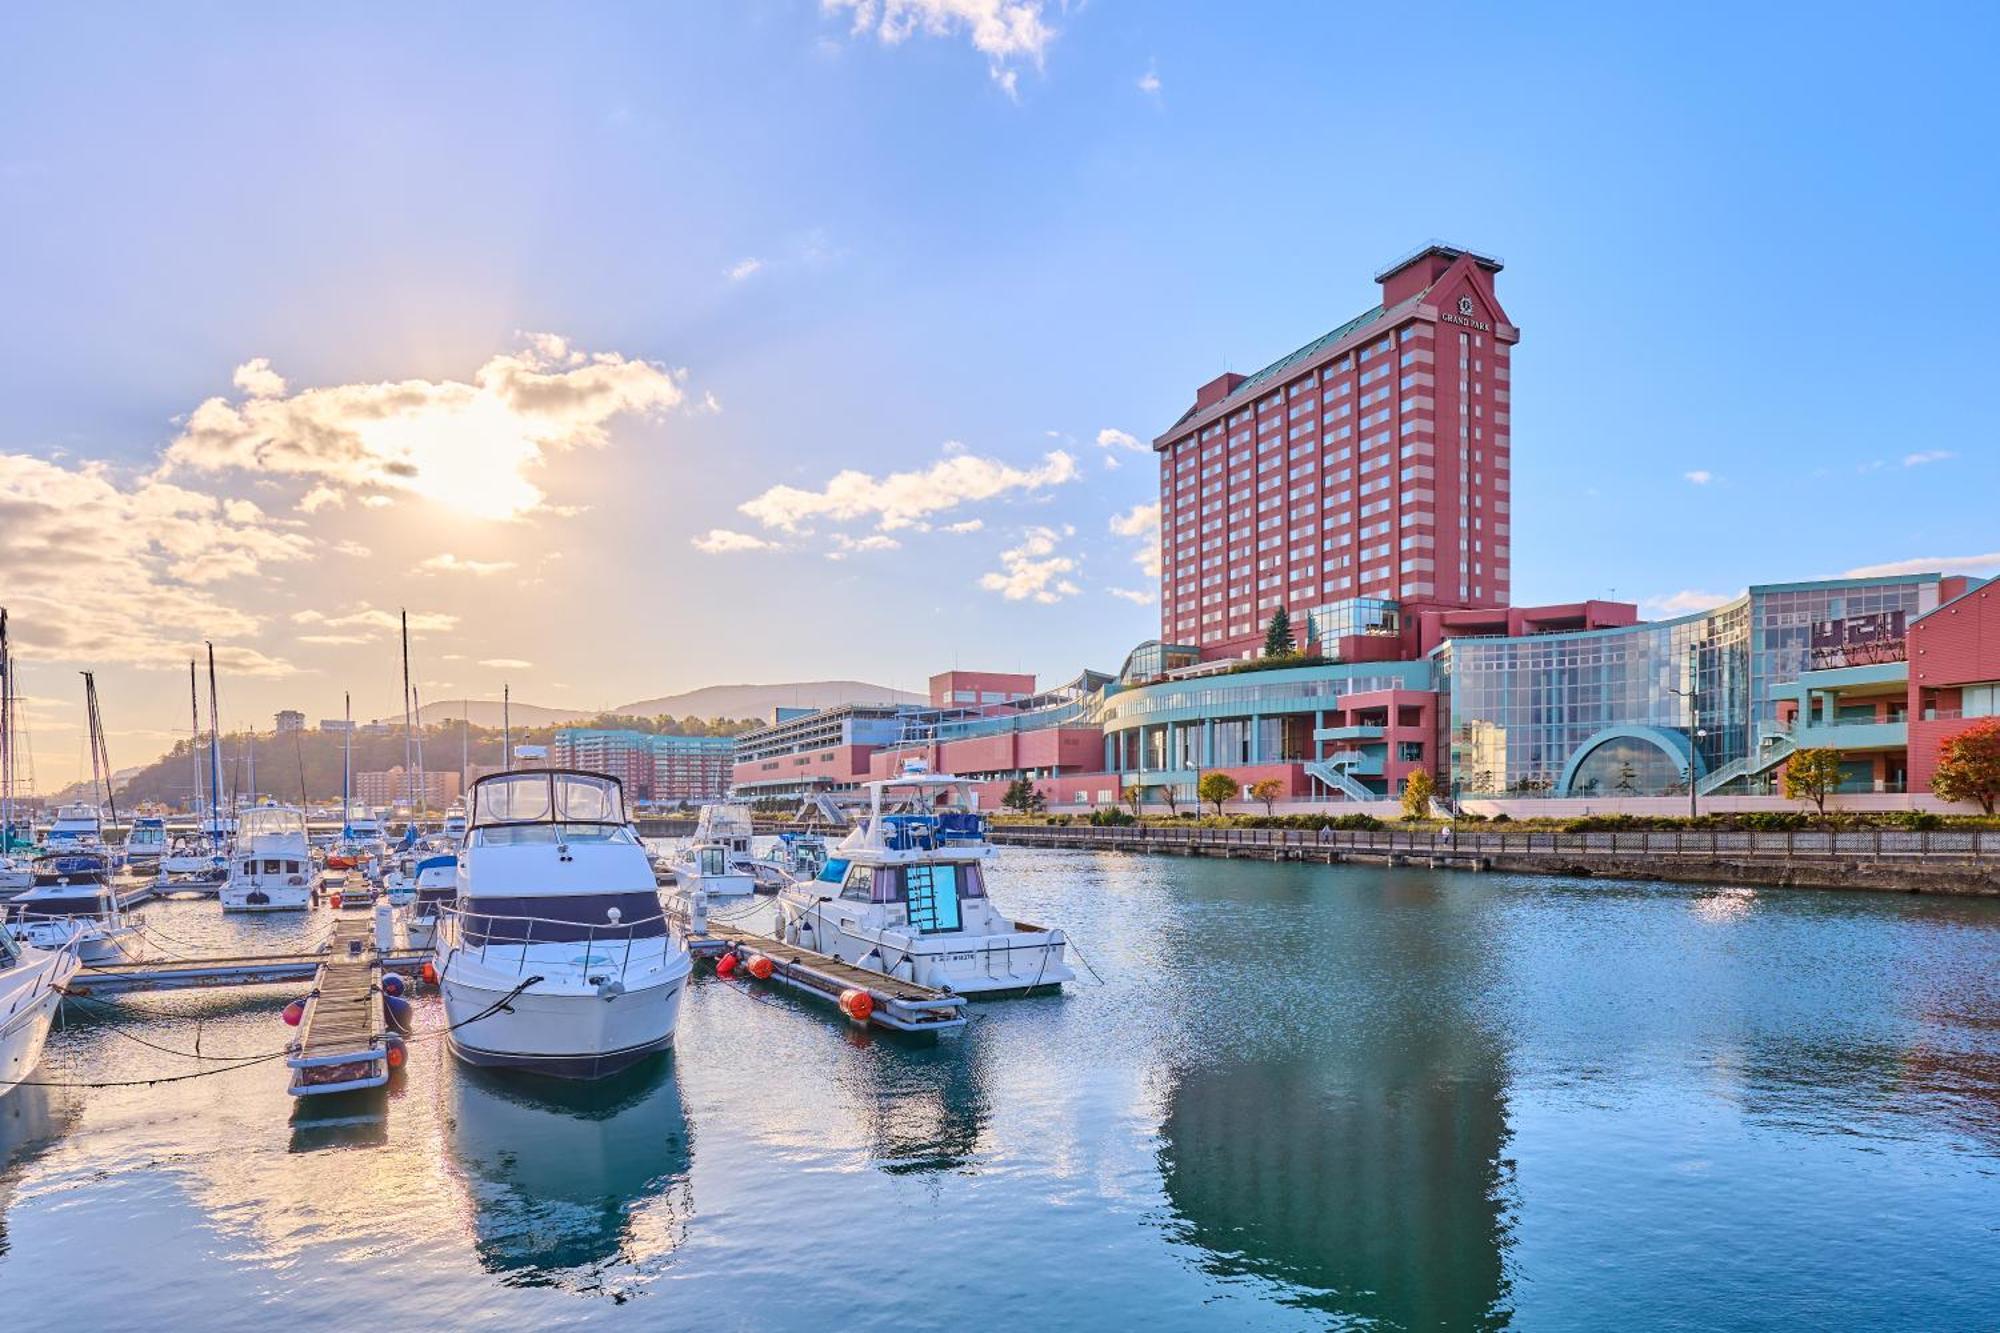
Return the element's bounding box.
[982,822,2000,896]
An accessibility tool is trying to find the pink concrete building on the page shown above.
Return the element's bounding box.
[1155,242,1518,659]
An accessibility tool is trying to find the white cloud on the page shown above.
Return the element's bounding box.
[1137,66,1161,95]
[0,453,311,670]
[1107,587,1154,605]
[231,357,286,398]
[292,606,458,636]
[297,633,373,646]
[1683,470,1714,485]
[738,446,1078,533]
[691,528,782,554]
[726,257,763,282]
[940,518,984,534]
[1844,552,2000,578]
[1096,427,1146,453]
[479,658,533,670]
[416,553,517,576]
[160,334,686,522]
[978,525,1079,604]
[1110,500,1161,579]
[1642,589,1740,616]
[830,532,902,557]
[823,0,1054,94]
[1903,450,1955,467]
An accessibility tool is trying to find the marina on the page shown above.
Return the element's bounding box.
[0,849,1995,1326]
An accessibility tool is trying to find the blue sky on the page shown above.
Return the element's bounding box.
[1,1,1995,783]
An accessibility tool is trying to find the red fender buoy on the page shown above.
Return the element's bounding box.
[329,892,343,910]
[714,952,737,978]
[747,954,774,981]
[282,998,306,1026]
[838,988,874,1023]
[420,960,438,986]
[385,1034,408,1068]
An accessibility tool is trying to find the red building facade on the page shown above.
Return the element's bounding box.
[1908,581,2000,794]
[1155,243,1517,658]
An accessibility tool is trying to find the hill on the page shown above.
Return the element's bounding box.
[415,680,920,728]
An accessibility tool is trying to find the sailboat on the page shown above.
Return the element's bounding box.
[0,611,33,899]
[11,673,144,964]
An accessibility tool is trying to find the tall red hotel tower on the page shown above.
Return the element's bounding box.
[1155,243,1516,658]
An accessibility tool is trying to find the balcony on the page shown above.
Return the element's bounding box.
[1786,713,1908,753]
[1314,723,1387,743]
[1321,748,1385,777]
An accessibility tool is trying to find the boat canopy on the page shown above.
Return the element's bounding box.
[239,806,307,842]
[470,770,626,828]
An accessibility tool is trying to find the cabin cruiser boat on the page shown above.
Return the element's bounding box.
[688,802,757,867]
[0,853,32,900]
[0,924,78,1096]
[667,835,758,905]
[219,805,318,912]
[403,852,458,952]
[441,803,468,842]
[8,851,143,964]
[160,833,229,883]
[122,816,168,874]
[436,770,690,1079]
[751,831,830,887]
[328,802,387,880]
[775,764,1073,996]
[43,803,104,852]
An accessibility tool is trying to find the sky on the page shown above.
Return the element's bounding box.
[1,1,1996,789]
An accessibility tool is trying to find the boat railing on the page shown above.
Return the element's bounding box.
[438,904,676,984]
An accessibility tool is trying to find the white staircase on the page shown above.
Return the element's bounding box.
[1305,759,1375,802]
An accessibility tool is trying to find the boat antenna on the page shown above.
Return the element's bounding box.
[503,683,512,773]
[414,684,427,821]
[342,690,352,824]
[294,724,308,809]
[460,700,469,802]
[0,607,11,852]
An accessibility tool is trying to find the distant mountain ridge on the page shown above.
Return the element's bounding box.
[415,679,922,728]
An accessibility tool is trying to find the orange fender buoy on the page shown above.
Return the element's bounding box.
[838,988,874,1023]
[421,960,438,986]
[746,954,774,981]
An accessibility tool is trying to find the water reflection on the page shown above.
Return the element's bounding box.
[444,1055,694,1283]
[1151,871,1515,1328]
[848,1030,992,1175]
[0,1084,80,1258]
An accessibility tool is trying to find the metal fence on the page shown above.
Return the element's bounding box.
[985,823,2000,863]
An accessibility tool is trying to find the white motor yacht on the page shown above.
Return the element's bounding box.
[122,816,168,875]
[219,805,318,912]
[775,763,1073,996]
[0,924,78,1096]
[403,851,458,952]
[436,770,691,1079]
[43,803,103,852]
[9,850,143,965]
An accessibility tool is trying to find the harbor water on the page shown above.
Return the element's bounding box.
[3,848,1998,1329]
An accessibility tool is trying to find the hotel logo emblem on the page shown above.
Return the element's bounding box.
[1458,295,1476,316]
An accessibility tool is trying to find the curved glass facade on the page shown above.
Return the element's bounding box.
[1568,734,1688,796]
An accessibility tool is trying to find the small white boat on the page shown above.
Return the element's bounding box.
[750,831,830,887]
[219,805,318,912]
[0,924,78,1096]
[122,816,168,874]
[775,763,1073,996]
[43,803,104,852]
[403,852,457,952]
[441,803,468,843]
[0,854,32,900]
[437,770,690,1079]
[8,851,143,965]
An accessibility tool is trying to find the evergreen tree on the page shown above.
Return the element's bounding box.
[1264,607,1295,657]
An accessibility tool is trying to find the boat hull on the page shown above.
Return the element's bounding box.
[440,971,686,1081]
[1,949,76,1095]
[219,885,312,912]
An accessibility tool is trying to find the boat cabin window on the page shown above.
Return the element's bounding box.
[902,863,962,933]
[472,771,626,827]
[698,846,728,877]
[460,892,666,946]
[817,857,850,885]
[840,864,875,902]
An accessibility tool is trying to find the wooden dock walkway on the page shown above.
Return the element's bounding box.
[286,915,390,1097]
[693,922,966,1033]
[66,945,432,995]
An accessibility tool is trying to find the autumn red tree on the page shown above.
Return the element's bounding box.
[1931,719,2000,814]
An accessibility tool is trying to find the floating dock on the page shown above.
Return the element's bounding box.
[690,922,966,1034]
[65,946,432,995]
[286,915,390,1097]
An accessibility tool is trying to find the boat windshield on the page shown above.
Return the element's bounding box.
[471,772,625,827]
[240,807,306,840]
[458,891,666,946]
[474,824,636,848]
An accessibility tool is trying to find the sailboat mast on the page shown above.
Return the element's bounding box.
[342,691,352,819]
[413,685,427,818]
[503,683,512,773]
[82,670,117,829]
[205,643,223,838]
[0,608,12,849]
[189,660,204,827]
[400,608,414,818]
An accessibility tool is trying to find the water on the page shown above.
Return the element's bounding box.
[3,852,1998,1329]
